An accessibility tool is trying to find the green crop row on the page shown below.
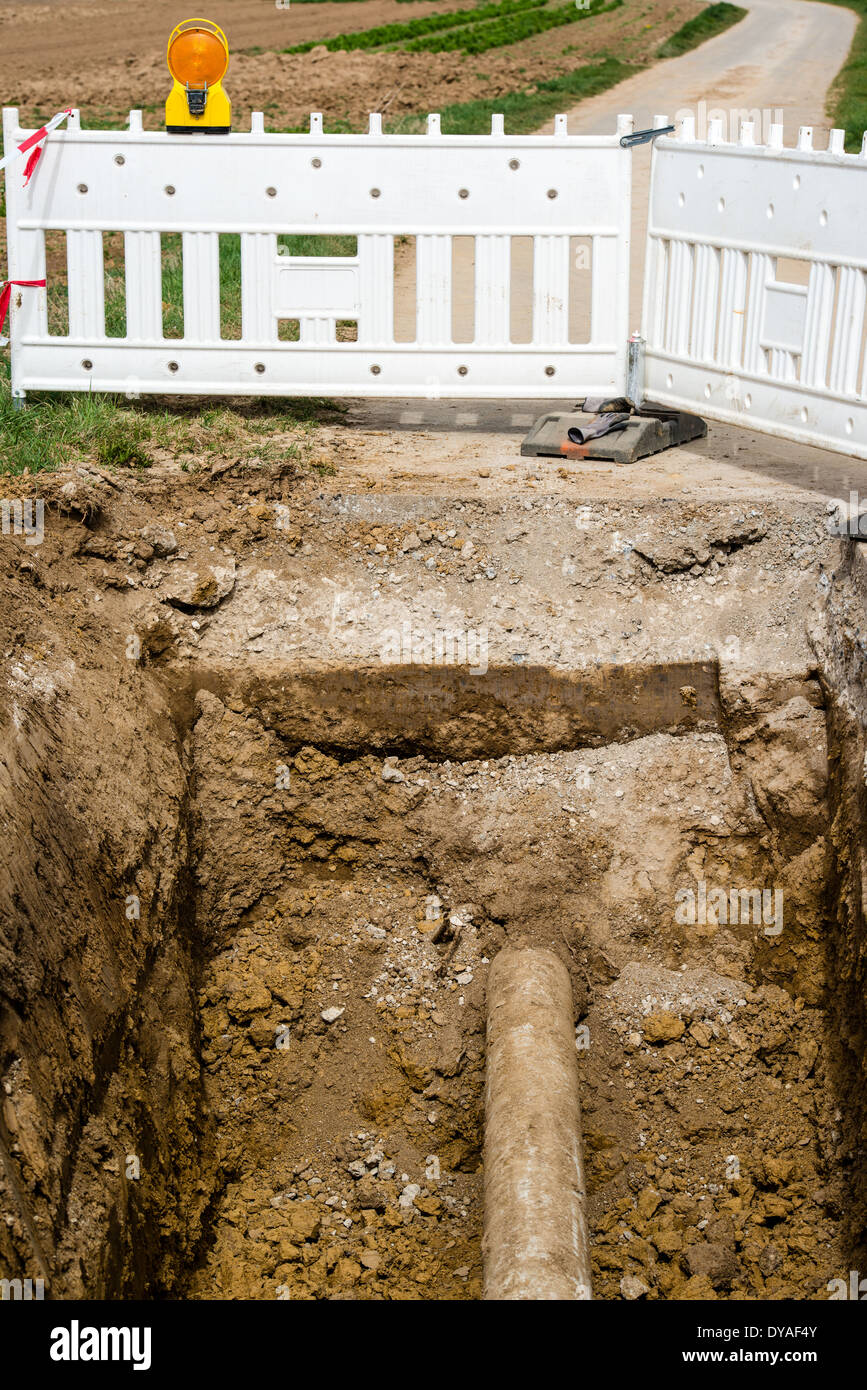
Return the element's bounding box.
[283,0,548,55]
[387,53,633,132]
[405,0,621,54]
[656,2,746,59]
[820,0,867,150]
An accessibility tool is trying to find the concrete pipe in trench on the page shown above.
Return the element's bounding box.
[483,946,591,1300]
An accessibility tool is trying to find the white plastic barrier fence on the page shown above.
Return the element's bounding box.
[642,116,867,459]
[1,107,634,401]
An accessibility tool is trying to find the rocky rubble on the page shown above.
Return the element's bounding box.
[581,964,844,1300]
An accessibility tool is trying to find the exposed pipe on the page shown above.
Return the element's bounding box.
[483,946,591,1300]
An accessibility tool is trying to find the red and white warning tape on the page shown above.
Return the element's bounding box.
[0,107,73,185]
[1,110,72,336]
[0,279,46,336]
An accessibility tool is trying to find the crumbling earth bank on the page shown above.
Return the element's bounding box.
[0,580,213,1297]
[0,463,864,1300]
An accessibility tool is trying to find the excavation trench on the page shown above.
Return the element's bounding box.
[168,663,856,1301]
[3,516,867,1300]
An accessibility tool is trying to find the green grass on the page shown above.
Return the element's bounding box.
[821,0,867,149]
[406,0,620,53]
[657,2,746,58]
[389,55,635,132]
[161,232,184,340]
[278,234,358,256]
[0,364,164,474]
[0,357,341,476]
[283,0,548,53]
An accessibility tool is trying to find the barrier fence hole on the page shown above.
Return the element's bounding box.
[569,236,593,345]
[219,233,242,341]
[45,230,69,336]
[161,233,184,339]
[775,256,809,285]
[278,233,357,257]
[104,230,126,339]
[510,236,533,344]
[452,236,475,344]
[393,235,416,344]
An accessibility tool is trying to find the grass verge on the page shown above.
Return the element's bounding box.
[0,361,341,477]
[657,2,746,59]
[821,0,867,149]
[388,55,635,132]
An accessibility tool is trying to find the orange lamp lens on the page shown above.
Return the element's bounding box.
[168,28,227,85]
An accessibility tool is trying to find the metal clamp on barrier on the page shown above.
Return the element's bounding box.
[620,124,676,148]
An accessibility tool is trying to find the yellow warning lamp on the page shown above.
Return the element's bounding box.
[166,18,230,133]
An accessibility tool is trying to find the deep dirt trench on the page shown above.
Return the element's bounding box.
[3,462,867,1300]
